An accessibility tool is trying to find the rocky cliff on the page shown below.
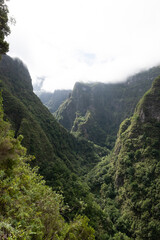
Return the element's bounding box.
[55,66,160,148]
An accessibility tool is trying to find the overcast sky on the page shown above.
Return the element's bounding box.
[7,0,160,92]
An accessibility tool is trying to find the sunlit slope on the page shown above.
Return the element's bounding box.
[87,76,160,239]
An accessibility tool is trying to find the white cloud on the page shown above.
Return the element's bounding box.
[7,0,160,91]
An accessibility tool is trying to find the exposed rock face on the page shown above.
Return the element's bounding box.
[138,77,160,123]
[55,67,160,148]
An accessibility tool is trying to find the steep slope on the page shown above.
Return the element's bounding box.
[113,76,160,239]
[0,55,103,175]
[87,76,160,239]
[0,55,113,239]
[0,97,95,239]
[55,67,160,149]
[39,89,72,113]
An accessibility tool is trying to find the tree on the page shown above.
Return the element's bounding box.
[0,0,10,55]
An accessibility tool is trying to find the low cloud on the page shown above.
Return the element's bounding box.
[7,0,160,91]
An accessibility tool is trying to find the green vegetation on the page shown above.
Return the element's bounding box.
[1,3,160,238]
[1,53,160,239]
[87,77,160,239]
[0,94,96,239]
[113,77,160,239]
[0,0,10,55]
[0,55,113,239]
[0,55,107,177]
[55,68,160,149]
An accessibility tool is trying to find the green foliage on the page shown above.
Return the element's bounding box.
[112,232,132,240]
[0,55,103,177]
[55,68,160,149]
[0,94,95,240]
[0,55,113,239]
[86,76,160,239]
[0,0,10,55]
[64,215,95,240]
[2,45,160,239]
[3,2,160,239]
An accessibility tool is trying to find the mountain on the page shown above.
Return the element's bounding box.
[3,3,160,238]
[55,67,160,149]
[87,76,160,239]
[0,55,112,239]
[0,55,104,176]
[39,89,72,113]
[0,98,95,239]
[1,54,160,239]
[113,76,160,239]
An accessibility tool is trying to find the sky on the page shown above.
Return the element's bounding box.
[7,0,160,92]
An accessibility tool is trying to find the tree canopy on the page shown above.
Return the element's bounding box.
[0,0,10,55]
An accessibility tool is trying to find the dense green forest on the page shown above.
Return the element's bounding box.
[0,94,96,239]
[87,77,160,239]
[0,54,112,239]
[1,1,160,239]
[2,57,160,240]
[54,67,160,149]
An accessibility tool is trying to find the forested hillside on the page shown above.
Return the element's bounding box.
[55,67,160,149]
[0,54,112,239]
[0,55,105,176]
[2,51,160,239]
[1,1,160,239]
[2,53,160,239]
[87,76,160,239]
[0,94,96,239]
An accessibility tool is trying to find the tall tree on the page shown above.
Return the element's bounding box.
[0,0,10,55]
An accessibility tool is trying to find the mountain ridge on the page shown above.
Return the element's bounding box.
[87,76,160,239]
[0,54,113,239]
[1,54,160,239]
[55,66,160,148]
[0,55,104,175]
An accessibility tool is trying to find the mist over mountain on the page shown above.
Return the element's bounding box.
[0,55,107,174]
[33,76,46,95]
[54,66,160,149]
[2,0,160,238]
[39,89,72,113]
[1,54,160,239]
